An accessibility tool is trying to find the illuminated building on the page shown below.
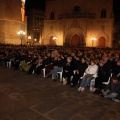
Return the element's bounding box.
[27,9,44,45]
[0,0,26,44]
[43,0,114,47]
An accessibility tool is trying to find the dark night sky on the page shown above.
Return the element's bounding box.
[113,0,120,18]
[25,0,120,18]
[25,0,45,15]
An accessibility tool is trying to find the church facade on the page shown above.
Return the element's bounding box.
[0,0,26,44]
[43,0,114,47]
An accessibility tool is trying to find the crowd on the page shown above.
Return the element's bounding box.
[0,44,120,102]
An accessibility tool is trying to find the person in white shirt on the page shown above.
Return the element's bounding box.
[78,59,98,92]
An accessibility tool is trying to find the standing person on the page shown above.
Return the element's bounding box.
[78,59,98,92]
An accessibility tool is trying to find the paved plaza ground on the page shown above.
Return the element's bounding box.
[0,66,120,120]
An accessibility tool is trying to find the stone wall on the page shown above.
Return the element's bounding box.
[0,0,26,44]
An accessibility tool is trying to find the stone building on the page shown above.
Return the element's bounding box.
[0,0,26,44]
[43,0,114,47]
[27,9,44,45]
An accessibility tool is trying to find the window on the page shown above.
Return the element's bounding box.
[101,8,106,18]
[73,5,81,14]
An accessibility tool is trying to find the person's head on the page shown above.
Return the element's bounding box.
[57,57,61,61]
[38,59,43,64]
[76,56,80,61]
[67,56,72,63]
[102,55,108,62]
[81,57,86,63]
[117,59,120,66]
[99,60,105,67]
[90,59,96,66]
[47,53,51,57]
[112,76,118,84]
[54,56,58,60]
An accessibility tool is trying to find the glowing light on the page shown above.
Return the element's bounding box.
[21,0,26,3]
[53,36,57,40]
[17,29,25,46]
[28,36,31,40]
[90,37,96,47]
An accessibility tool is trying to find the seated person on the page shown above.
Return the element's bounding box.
[20,59,31,72]
[71,57,88,87]
[34,55,51,75]
[93,60,111,93]
[102,76,120,99]
[78,59,98,92]
[62,56,74,85]
[112,59,120,81]
[45,56,58,76]
[28,54,40,74]
[51,57,65,81]
[112,94,120,103]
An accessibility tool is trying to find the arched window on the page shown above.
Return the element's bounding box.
[101,8,106,18]
[50,12,54,20]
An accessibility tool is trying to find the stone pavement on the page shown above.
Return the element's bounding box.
[0,66,120,120]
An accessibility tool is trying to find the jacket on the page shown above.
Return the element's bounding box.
[85,64,98,77]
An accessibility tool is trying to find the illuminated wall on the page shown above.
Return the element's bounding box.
[0,0,26,44]
[43,0,114,47]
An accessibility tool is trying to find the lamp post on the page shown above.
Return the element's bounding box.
[90,37,96,47]
[53,36,57,40]
[53,36,57,45]
[27,36,31,45]
[17,30,25,47]
[34,38,37,45]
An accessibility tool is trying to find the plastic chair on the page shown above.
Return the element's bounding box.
[19,61,23,70]
[42,68,46,77]
[102,73,113,85]
[57,69,63,82]
[89,78,96,91]
[70,70,76,81]
[7,61,11,68]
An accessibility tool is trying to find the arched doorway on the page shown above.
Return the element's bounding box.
[65,28,85,46]
[99,37,106,47]
[71,34,80,46]
[49,36,56,45]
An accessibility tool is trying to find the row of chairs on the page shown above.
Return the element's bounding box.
[6,60,47,78]
[6,61,116,88]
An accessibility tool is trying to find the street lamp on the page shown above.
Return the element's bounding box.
[34,38,37,42]
[17,29,25,47]
[27,36,31,45]
[90,37,96,47]
[53,36,57,40]
[53,36,57,45]
[34,38,37,45]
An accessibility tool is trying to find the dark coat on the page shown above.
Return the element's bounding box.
[63,62,74,78]
[105,81,120,94]
[112,62,120,76]
[97,65,111,82]
[76,62,88,77]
